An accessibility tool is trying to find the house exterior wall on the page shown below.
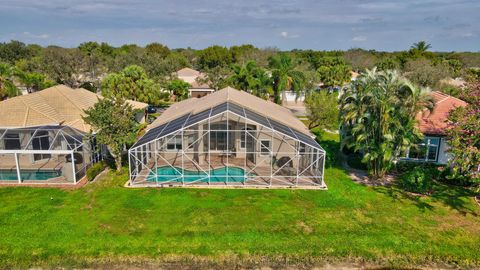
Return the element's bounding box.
[437,137,451,165]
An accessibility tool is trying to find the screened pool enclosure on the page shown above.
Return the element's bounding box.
[129,100,326,188]
[0,125,102,184]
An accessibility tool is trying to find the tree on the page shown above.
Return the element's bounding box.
[0,63,21,99]
[83,97,139,172]
[17,71,55,93]
[268,53,306,104]
[40,46,85,87]
[101,65,168,105]
[145,42,170,58]
[446,81,480,182]
[403,58,452,88]
[316,57,352,87]
[410,41,432,53]
[340,69,435,179]
[165,79,190,101]
[376,57,399,71]
[228,61,272,98]
[344,49,378,71]
[230,44,259,64]
[305,91,339,130]
[196,45,232,69]
[0,40,33,64]
[197,66,232,91]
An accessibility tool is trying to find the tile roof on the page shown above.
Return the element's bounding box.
[416,91,468,135]
[0,85,148,132]
[148,86,311,136]
[176,67,201,77]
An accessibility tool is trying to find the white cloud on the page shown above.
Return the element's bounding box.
[280,31,299,39]
[352,35,367,42]
[23,31,49,39]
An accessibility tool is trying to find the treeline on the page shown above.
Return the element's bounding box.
[1,40,479,102]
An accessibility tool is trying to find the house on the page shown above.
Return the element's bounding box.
[402,91,468,164]
[175,67,215,98]
[0,85,148,185]
[128,87,326,188]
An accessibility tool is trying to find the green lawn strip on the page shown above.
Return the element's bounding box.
[0,132,479,268]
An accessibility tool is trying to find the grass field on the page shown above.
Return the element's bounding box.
[0,132,479,269]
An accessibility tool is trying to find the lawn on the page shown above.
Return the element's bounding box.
[0,133,479,269]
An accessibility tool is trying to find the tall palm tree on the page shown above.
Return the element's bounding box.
[410,41,432,53]
[340,68,434,179]
[268,53,305,104]
[0,63,21,99]
[229,61,272,99]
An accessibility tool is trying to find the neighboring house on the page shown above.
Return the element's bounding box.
[282,91,306,117]
[402,91,468,164]
[0,85,147,185]
[175,67,215,98]
[129,87,326,188]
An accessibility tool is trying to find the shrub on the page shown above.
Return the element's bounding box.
[87,161,106,181]
[397,166,436,194]
[439,167,477,187]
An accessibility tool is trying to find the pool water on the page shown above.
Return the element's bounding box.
[0,170,61,181]
[147,166,250,183]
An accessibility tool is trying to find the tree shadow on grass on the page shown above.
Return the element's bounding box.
[429,183,478,216]
[373,186,434,211]
[314,130,479,215]
[373,182,479,216]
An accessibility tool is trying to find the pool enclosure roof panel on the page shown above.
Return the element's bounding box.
[133,101,322,151]
[0,125,87,151]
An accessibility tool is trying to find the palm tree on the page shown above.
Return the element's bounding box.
[340,68,434,179]
[0,63,21,99]
[268,53,305,104]
[410,41,432,53]
[229,61,272,99]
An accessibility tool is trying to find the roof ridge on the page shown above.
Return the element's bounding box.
[23,106,30,127]
[20,92,62,124]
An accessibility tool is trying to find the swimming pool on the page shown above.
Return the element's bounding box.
[147,166,250,183]
[0,170,61,181]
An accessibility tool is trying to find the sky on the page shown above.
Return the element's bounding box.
[1,0,479,51]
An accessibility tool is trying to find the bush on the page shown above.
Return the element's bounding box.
[439,167,477,187]
[397,166,437,194]
[87,161,106,181]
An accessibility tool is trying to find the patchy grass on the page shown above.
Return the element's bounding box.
[0,134,479,269]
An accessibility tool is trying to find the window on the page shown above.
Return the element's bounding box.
[166,136,182,151]
[260,140,271,156]
[32,131,51,161]
[299,142,306,154]
[405,137,440,162]
[4,132,21,150]
[208,123,233,151]
[240,132,246,149]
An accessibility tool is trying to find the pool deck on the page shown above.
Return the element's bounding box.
[130,155,325,189]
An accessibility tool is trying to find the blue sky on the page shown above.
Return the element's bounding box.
[1,0,479,51]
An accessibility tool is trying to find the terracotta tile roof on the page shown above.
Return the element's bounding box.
[149,86,311,136]
[416,91,468,135]
[0,85,148,132]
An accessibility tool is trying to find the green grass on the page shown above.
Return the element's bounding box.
[0,133,479,269]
